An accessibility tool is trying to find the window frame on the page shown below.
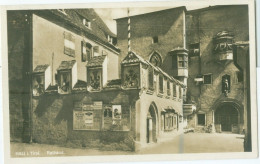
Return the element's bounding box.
[197,114,206,126]
[203,74,212,84]
[177,55,188,68]
[159,74,164,94]
[152,36,158,44]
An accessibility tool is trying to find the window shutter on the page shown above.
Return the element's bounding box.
[81,41,87,62]
[64,31,75,57]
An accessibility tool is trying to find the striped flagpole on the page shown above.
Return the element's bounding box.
[127,8,131,53]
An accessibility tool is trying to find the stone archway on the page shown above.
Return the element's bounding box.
[214,101,243,133]
[146,102,159,143]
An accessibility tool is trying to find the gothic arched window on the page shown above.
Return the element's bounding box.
[149,52,162,67]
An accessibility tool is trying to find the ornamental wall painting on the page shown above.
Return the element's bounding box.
[32,74,44,96]
[58,71,71,94]
[88,69,102,90]
[122,66,139,88]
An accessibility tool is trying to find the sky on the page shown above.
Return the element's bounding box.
[94,5,208,34]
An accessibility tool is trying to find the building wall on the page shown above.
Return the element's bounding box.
[8,11,32,141]
[32,90,140,150]
[186,5,249,132]
[136,93,183,146]
[32,14,119,84]
[116,8,185,76]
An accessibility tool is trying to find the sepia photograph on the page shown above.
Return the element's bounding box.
[0,0,258,163]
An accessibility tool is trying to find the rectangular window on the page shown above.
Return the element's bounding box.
[81,41,87,62]
[148,67,154,91]
[179,86,182,99]
[173,83,177,97]
[178,55,188,68]
[152,36,158,43]
[236,71,243,83]
[189,43,200,57]
[159,75,163,93]
[203,74,212,84]
[197,114,205,126]
[167,81,170,96]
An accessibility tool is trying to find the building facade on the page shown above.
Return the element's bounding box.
[7,5,251,152]
[185,5,249,134]
[8,9,185,151]
[116,5,250,136]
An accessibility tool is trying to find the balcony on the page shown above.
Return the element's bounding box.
[170,47,189,77]
[183,104,196,116]
[213,31,234,61]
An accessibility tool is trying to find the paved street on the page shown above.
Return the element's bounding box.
[10,133,244,157]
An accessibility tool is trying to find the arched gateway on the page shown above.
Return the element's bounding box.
[214,101,243,133]
[146,103,159,143]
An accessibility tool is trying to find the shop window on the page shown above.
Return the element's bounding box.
[178,55,188,68]
[148,67,154,91]
[189,43,200,57]
[197,114,205,126]
[167,81,171,96]
[150,52,162,67]
[64,31,75,57]
[159,75,164,93]
[236,71,243,83]
[203,74,212,84]
[152,36,158,43]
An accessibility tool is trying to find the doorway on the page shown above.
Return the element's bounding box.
[146,103,158,143]
[215,104,239,132]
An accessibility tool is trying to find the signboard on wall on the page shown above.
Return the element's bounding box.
[112,105,121,125]
[73,111,93,130]
[73,101,103,130]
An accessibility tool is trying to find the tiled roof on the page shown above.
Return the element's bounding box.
[57,60,76,70]
[73,80,87,91]
[33,64,49,73]
[105,79,121,88]
[121,51,146,64]
[33,9,119,53]
[86,55,106,67]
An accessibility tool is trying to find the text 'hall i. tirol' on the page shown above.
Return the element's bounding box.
[8,5,251,151]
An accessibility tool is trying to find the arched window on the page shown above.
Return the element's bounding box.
[149,52,162,67]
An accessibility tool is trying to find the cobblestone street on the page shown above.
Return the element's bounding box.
[11,132,244,157]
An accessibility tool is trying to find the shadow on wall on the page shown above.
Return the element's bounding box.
[54,95,73,125]
[34,95,56,117]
